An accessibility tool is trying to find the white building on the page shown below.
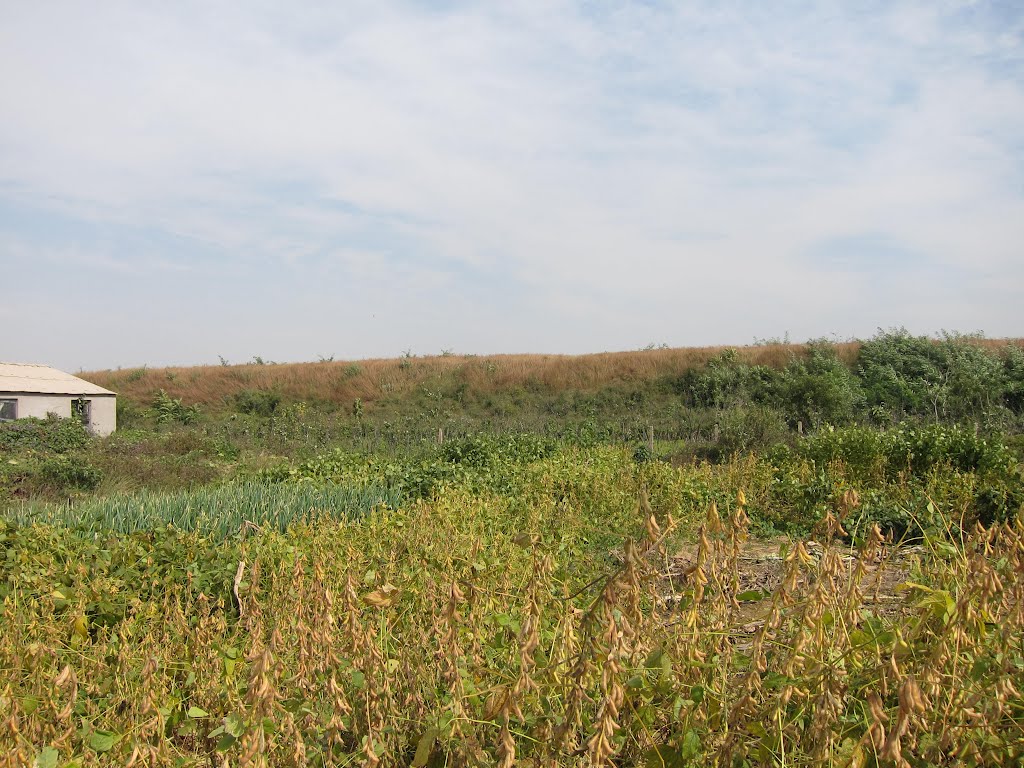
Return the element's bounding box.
[0,363,116,436]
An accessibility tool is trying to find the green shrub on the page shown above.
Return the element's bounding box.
[678,349,782,409]
[0,414,90,454]
[795,423,1015,479]
[152,390,200,425]
[234,389,282,417]
[39,455,103,491]
[632,442,652,463]
[777,424,1023,537]
[887,423,1015,476]
[857,329,1012,423]
[1003,345,1024,414]
[792,425,887,479]
[692,406,790,463]
[440,433,557,467]
[940,334,1006,420]
[115,399,146,429]
[857,329,948,418]
[774,342,863,428]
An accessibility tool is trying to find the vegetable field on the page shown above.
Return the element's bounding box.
[3,443,1023,766]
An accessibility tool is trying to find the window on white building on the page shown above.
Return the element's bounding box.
[72,398,92,426]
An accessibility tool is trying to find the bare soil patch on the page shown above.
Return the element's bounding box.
[662,537,918,634]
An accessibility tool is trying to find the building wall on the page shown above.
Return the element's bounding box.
[2,394,117,436]
[12,394,72,421]
[89,397,117,437]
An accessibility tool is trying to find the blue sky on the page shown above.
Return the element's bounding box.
[1,0,1022,370]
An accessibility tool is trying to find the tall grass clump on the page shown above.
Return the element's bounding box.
[5,481,399,538]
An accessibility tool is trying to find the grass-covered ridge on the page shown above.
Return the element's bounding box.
[84,332,1023,431]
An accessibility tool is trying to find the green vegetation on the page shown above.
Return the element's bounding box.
[9,330,1020,515]
[233,389,283,417]
[152,390,201,425]
[2,330,1023,765]
[6,481,400,538]
[0,413,91,455]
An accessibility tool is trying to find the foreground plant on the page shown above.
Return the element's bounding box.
[2,477,1023,766]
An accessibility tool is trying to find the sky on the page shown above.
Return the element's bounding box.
[1,0,1023,371]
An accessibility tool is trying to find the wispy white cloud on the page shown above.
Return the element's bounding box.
[1,0,1021,368]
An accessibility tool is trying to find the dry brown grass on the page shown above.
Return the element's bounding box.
[83,342,865,409]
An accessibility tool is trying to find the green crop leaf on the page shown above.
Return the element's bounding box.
[736,589,767,602]
[224,713,246,738]
[187,706,209,718]
[411,727,439,767]
[216,734,237,752]
[681,729,702,759]
[644,745,685,767]
[89,730,117,753]
[33,747,59,768]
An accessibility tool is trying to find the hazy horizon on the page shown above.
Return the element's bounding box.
[3,1,1022,371]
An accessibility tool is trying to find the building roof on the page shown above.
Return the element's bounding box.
[0,363,115,396]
